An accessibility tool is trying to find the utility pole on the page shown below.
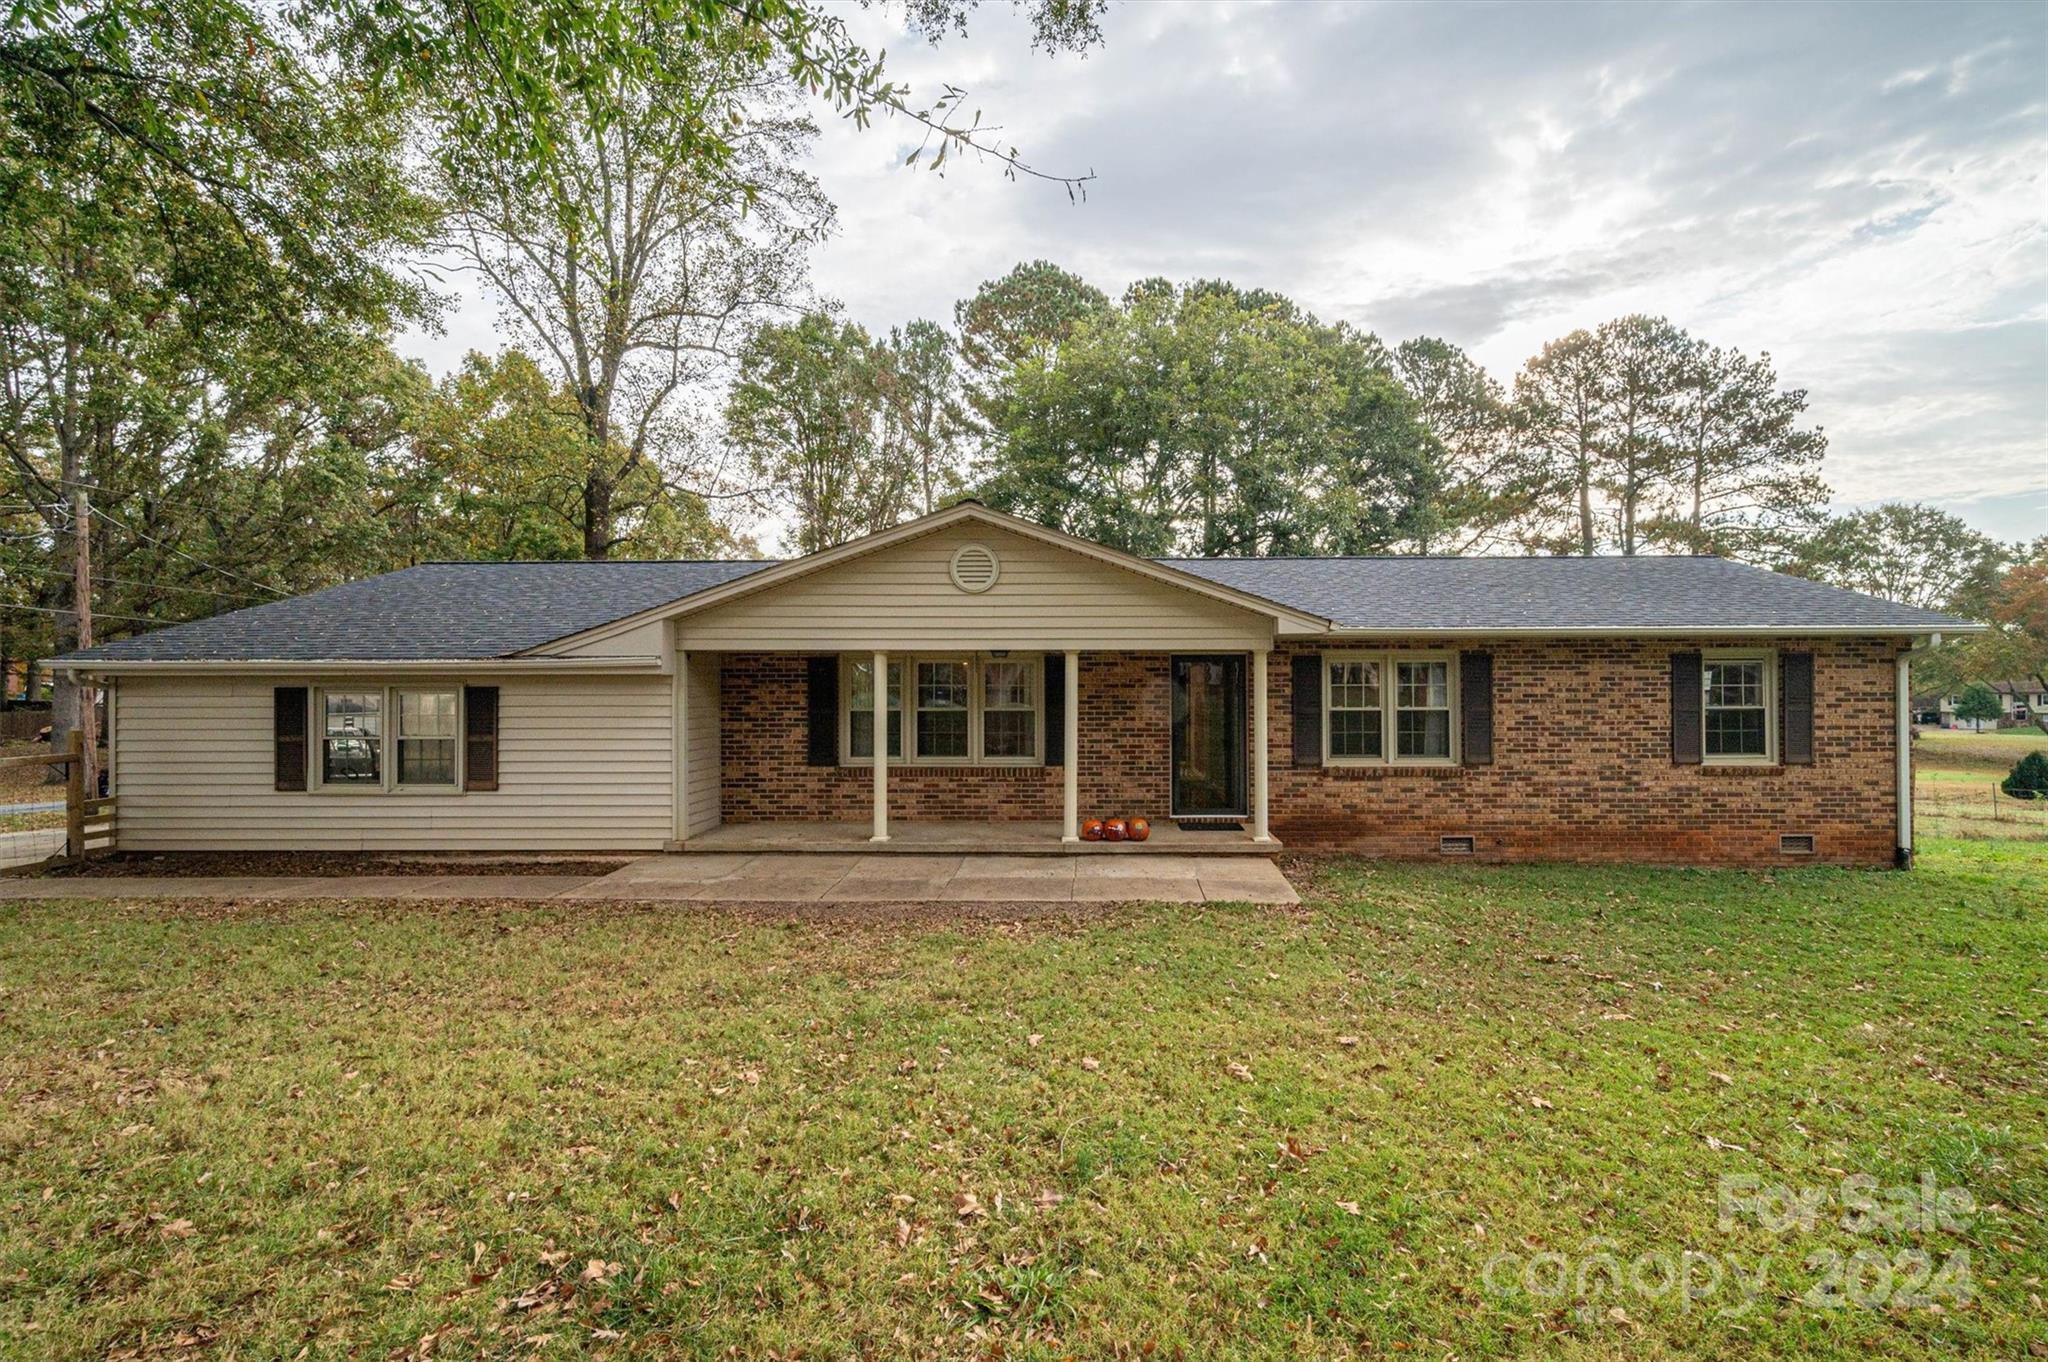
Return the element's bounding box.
[71,486,97,796]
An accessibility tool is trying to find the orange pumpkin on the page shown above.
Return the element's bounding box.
[1126,817,1151,842]
[1080,818,1105,842]
[1103,818,1128,842]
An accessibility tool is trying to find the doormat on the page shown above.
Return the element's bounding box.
[1177,821,1245,831]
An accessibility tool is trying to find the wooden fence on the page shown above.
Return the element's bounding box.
[0,730,113,872]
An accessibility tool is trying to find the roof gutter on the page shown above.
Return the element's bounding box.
[48,657,666,677]
[1314,623,1984,639]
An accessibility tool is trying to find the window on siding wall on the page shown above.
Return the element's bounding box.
[1323,651,1456,765]
[322,691,382,783]
[1703,651,1775,762]
[846,659,903,759]
[396,689,459,786]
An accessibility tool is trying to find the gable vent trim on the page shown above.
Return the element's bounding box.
[949,543,1001,594]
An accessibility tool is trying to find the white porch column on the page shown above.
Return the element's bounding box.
[1252,649,1271,843]
[870,650,889,843]
[1062,649,1080,843]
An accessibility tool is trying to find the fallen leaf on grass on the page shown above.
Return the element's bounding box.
[1081,1056,1100,1071]
[954,1192,983,1220]
[159,1218,196,1240]
[1226,1062,1254,1082]
[1337,1035,1359,1047]
[1704,1135,1747,1153]
[1709,1071,1734,1086]
[1027,1033,1043,1047]
[1334,1200,1362,1216]
[1528,1095,1553,1111]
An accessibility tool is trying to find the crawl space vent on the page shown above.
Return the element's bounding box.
[949,542,1000,594]
[1438,834,1476,856]
[1779,833,1817,856]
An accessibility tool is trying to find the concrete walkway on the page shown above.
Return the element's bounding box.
[0,852,1298,905]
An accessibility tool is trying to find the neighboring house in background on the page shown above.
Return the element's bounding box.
[1913,681,2048,730]
[51,502,1979,868]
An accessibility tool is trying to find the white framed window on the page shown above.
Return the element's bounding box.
[980,659,1038,762]
[315,686,464,791]
[844,658,903,760]
[914,659,972,760]
[841,654,1044,766]
[1394,658,1453,760]
[1703,649,1776,764]
[1326,657,1383,760]
[396,688,460,786]
[321,690,383,785]
[1323,651,1457,766]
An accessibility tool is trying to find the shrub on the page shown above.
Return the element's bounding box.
[2002,751,2048,800]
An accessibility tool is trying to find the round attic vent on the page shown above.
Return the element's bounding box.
[949,542,1000,594]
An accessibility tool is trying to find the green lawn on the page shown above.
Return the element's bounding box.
[1916,726,2048,842]
[1,842,2042,1360]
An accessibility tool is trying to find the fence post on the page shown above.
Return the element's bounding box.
[65,727,84,863]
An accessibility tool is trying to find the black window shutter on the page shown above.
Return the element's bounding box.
[464,685,500,791]
[1043,652,1065,767]
[274,686,308,791]
[1782,652,1814,765]
[1460,651,1494,767]
[1291,653,1322,767]
[806,656,839,766]
[1671,651,1703,765]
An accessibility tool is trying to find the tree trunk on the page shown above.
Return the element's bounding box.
[1576,458,1594,557]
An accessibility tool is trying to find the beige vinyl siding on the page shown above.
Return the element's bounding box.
[114,674,673,851]
[675,524,1275,651]
[682,654,721,838]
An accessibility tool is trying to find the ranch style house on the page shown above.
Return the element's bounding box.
[51,502,1978,867]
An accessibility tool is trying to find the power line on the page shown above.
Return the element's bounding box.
[67,501,291,600]
[0,601,188,627]
[1,562,268,604]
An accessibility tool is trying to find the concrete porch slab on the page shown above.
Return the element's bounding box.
[676,819,1279,857]
[0,852,1298,906]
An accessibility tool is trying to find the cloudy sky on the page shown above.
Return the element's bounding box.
[408,0,2048,544]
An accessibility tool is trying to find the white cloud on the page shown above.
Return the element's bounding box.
[399,0,2048,544]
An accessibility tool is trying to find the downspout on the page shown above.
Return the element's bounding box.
[1896,633,1941,869]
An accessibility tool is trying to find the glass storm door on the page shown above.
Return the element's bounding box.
[1171,654,1247,818]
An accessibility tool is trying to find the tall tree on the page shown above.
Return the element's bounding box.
[1791,503,2008,611]
[1646,339,1830,562]
[1513,330,1606,555]
[727,313,917,554]
[882,320,969,516]
[0,6,428,757]
[440,16,832,559]
[977,275,1433,556]
[1386,337,1528,553]
[1590,315,1688,556]
[953,259,1108,433]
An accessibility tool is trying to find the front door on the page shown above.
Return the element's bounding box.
[1171,654,1247,818]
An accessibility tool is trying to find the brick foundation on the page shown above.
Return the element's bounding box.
[715,638,1902,867]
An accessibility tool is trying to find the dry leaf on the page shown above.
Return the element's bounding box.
[1080,1056,1100,1072]
[1710,1071,1734,1086]
[1027,1033,1043,1047]
[1334,1200,1362,1216]
[1337,1035,1359,1047]
[954,1192,983,1219]
[1033,1188,1064,1210]
[160,1218,196,1240]
[1529,1095,1553,1110]
[1226,1062,1254,1082]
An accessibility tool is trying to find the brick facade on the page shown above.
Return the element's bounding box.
[716,637,1902,866]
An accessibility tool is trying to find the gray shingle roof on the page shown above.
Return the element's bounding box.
[1160,555,1971,633]
[58,561,777,663]
[55,551,1969,666]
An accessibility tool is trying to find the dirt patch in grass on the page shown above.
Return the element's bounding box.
[39,849,638,878]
